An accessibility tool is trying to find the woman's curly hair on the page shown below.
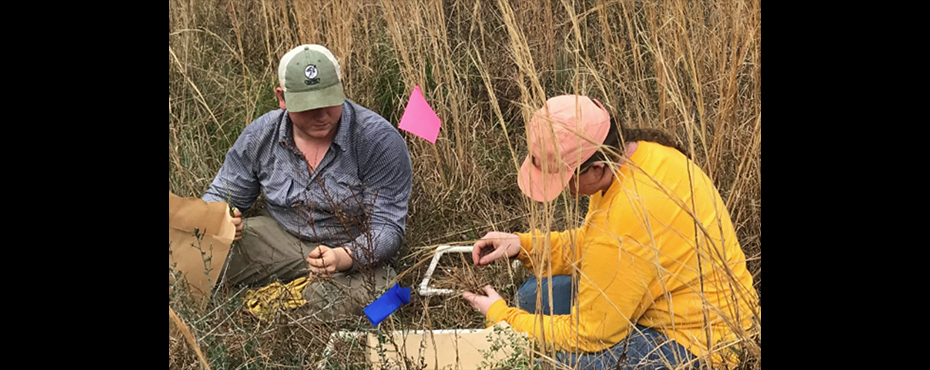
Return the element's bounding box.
[579,117,689,170]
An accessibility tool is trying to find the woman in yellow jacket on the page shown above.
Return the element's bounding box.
[463,95,759,369]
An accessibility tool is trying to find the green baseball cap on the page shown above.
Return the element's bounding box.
[277,44,346,112]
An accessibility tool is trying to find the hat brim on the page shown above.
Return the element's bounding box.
[517,155,572,203]
[284,83,346,112]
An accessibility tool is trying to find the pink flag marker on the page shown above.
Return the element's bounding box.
[398,85,441,143]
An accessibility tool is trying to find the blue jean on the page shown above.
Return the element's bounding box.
[515,274,575,315]
[515,276,699,370]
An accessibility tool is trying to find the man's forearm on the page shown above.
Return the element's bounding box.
[333,245,355,272]
[347,224,403,268]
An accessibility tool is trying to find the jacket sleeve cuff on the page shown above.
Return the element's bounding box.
[515,232,534,266]
[485,299,510,327]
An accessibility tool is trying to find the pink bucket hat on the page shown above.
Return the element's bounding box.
[517,95,611,202]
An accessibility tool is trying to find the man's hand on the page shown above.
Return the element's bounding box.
[231,208,243,241]
[472,232,522,266]
[462,285,504,316]
[306,245,353,276]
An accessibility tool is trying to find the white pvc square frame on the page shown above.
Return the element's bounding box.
[418,245,474,297]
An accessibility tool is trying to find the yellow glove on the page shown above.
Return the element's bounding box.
[243,277,310,321]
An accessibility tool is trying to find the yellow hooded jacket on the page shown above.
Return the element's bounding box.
[485,141,759,366]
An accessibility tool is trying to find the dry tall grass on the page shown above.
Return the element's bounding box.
[169,0,760,368]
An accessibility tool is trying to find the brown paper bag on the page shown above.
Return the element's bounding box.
[367,322,531,370]
[168,191,235,302]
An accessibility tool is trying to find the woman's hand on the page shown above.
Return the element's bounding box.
[472,232,522,266]
[462,285,504,316]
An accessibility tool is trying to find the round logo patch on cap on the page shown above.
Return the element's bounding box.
[304,64,321,85]
[305,65,318,79]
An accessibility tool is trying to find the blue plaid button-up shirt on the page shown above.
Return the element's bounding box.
[202,99,412,267]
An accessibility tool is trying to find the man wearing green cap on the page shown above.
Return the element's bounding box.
[202,44,412,320]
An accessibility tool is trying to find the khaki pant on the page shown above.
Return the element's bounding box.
[220,213,396,320]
